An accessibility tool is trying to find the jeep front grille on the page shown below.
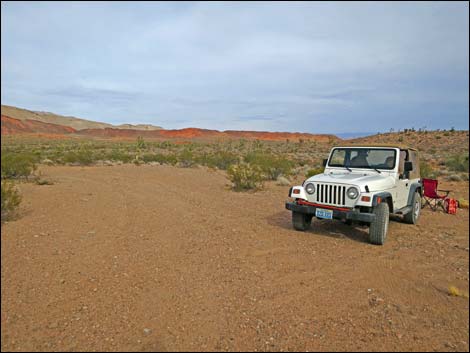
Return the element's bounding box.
[315,183,347,206]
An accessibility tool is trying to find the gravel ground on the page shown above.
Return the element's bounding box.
[1,164,469,351]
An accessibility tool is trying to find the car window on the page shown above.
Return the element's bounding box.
[329,148,396,170]
[330,149,346,166]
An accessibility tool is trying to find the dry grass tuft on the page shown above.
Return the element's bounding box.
[448,286,469,298]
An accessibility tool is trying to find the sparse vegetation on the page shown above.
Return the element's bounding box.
[227,162,264,191]
[63,146,94,165]
[1,180,22,221]
[419,160,435,179]
[1,129,468,193]
[244,152,293,180]
[1,152,38,179]
[136,136,146,150]
[445,155,469,173]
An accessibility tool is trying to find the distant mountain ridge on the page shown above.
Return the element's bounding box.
[1,105,163,131]
[73,126,338,142]
[1,105,340,142]
[1,114,76,135]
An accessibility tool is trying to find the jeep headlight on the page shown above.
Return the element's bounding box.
[305,183,315,194]
[347,186,359,199]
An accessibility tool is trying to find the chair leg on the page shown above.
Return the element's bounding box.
[423,198,432,210]
[440,199,447,212]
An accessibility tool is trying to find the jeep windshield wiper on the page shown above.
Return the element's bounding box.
[344,164,352,172]
[373,168,381,174]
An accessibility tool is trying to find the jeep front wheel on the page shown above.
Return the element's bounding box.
[369,202,389,245]
[292,212,312,231]
[403,192,421,224]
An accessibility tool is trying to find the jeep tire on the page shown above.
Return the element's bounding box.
[403,192,421,224]
[292,212,312,231]
[369,202,389,245]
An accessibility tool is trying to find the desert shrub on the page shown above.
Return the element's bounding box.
[227,162,264,191]
[445,155,469,173]
[1,180,22,221]
[178,149,196,168]
[1,152,38,179]
[163,154,178,166]
[142,153,177,165]
[136,136,146,150]
[106,149,133,163]
[419,160,436,179]
[63,149,94,165]
[197,151,239,170]
[305,167,324,178]
[244,152,293,180]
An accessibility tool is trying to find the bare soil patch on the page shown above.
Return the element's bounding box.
[1,165,469,351]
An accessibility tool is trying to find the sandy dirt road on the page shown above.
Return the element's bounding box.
[1,165,469,351]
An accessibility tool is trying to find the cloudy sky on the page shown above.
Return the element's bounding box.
[1,1,469,133]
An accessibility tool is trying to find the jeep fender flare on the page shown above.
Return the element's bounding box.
[372,192,393,210]
[407,182,422,206]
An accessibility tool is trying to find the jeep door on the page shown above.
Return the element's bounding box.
[395,150,411,209]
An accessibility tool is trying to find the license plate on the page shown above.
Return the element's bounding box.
[316,208,333,219]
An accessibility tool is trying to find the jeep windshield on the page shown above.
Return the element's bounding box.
[328,148,397,170]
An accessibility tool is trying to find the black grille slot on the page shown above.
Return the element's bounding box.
[315,183,347,206]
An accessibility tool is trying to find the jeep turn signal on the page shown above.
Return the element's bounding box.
[293,189,300,194]
[361,196,371,202]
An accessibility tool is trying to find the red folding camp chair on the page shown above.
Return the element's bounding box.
[422,178,451,211]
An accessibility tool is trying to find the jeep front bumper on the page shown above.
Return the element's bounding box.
[285,201,376,223]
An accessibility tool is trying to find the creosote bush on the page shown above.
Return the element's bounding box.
[1,180,22,221]
[1,152,38,179]
[445,155,469,173]
[63,147,94,165]
[227,162,264,191]
[419,160,435,179]
[244,152,293,180]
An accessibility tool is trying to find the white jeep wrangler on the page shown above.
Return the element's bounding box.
[285,146,422,245]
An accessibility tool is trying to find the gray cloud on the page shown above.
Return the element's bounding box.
[46,86,139,103]
[1,1,468,133]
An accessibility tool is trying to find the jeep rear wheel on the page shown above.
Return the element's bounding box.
[369,202,389,245]
[404,192,421,224]
[292,212,312,231]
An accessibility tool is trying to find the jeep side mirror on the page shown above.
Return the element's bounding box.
[404,161,413,172]
[322,159,328,167]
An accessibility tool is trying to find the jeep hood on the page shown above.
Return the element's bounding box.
[308,172,395,191]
